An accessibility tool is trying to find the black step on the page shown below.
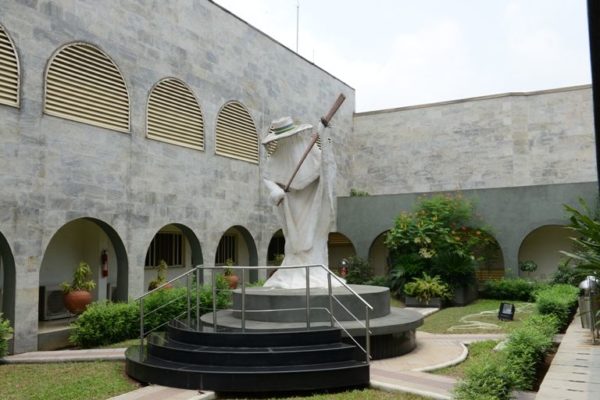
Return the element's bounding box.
[147,332,358,366]
[126,346,369,392]
[167,323,341,347]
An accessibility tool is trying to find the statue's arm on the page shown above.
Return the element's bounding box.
[264,178,286,205]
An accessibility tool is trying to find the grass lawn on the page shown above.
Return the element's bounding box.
[0,361,139,400]
[430,340,500,379]
[220,388,428,399]
[419,299,534,334]
[100,338,142,349]
[390,297,405,308]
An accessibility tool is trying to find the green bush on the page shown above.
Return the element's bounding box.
[535,284,579,330]
[69,301,138,348]
[551,261,589,285]
[365,275,389,287]
[455,313,559,398]
[0,312,13,358]
[504,314,558,390]
[71,276,232,348]
[403,273,451,304]
[385,194,495,292]
[454,357,513,400]
[482,278,544,302]
[344,256,374,285]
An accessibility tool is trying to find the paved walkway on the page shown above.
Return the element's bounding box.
[9,304,592,400]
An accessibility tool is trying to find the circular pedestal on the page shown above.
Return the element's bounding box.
[201,284,424,359]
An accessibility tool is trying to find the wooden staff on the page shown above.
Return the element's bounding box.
[277,94,346,206]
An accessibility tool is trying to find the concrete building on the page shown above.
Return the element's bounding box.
[0,0,596,353]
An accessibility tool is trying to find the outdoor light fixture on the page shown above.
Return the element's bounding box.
[339,258,349,277]
[498,302,515,321]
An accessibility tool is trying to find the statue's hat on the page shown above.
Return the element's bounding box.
[262,116,312,145]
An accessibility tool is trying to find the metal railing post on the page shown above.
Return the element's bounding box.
[139,298,144,358]
[306,265,311,329]
[212,268,217,332]
[365,306,370,364]
[186,273,191,326]
[196,267,200,331]
[241,268,246,332]
[328,272,334,327]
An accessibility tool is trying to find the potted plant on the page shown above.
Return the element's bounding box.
[148,259,172,290]
[61,261,96,314]
[403,273,450,307]
[519,260,538,278]
[224,258,239,289]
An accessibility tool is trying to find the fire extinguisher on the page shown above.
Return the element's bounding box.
[101,250,109,278]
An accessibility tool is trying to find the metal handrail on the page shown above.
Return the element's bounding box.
[203,264,373,363]
[137,266,202,352]
[135,264,373,364]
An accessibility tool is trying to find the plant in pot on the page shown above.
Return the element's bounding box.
[61,261,96,315]
[403,273,450,307]
[223,258,239,289]
[519,260,538,278]
[148,259,172,290]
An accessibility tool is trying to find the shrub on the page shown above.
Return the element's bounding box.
[455,313,559,398]
[504,314,558,390]
[365,275,389,287]
[551,260,589,286]
[344,256,374,285]
[0,313,12,358]
[403,273,451,304]
[385,194,495,292]
[535,284,579,330]
[70,301,138,348]
[482,278,544,302]
[71,276,232,348]
[454,357,513,400]
[561,198,600,277]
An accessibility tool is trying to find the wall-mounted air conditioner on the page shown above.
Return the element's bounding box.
[39,285,70,320]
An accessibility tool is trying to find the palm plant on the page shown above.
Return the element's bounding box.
[561,198,600,276]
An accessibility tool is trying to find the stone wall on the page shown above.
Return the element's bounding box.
[0,0,354,352]
[351,85,595,195]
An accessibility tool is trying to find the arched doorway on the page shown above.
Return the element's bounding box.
[0,231,15,327]
[519,225,572,280]
[39,218,128,320]
[327,232,357,272]
[266,229,285,266]
[216,226,258,282]
[474,232,505,284]
[368,231,390,277]
[143,223,203,290]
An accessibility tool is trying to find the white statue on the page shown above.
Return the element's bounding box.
[262,116,343,289]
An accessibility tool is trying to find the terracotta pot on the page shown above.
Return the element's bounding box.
[63,290,92,314]
[225,274,239,289]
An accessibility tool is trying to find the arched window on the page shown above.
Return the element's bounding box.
[45,43,130,132]
[0,24,20,107]
[215,101,259,164]
[147,78,204,150]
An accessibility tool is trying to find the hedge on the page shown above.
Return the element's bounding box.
[535,284,579,331]
[0,312,12,358]
[481,278,545,302]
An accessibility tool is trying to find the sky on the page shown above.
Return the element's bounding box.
[213,0,591,112]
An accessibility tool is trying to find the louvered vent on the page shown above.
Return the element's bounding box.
[215,101,259,164]
[0,24,19,107]
[147,78,204,150]
[45,43,130,132]
[328,232,353,246]
[265,134,277,156]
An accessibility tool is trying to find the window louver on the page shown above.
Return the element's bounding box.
[45,43,130,132]
[0,24,19,107]
[215,101,259,164]
[147,78,204,150]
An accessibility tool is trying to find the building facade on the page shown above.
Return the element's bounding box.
[0,0,596,353]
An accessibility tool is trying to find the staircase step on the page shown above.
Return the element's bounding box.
[167,323,342,347]
[126,346,369,392]
[147,333,358,366]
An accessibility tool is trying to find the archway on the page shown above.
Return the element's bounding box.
[39,218,128,320]
[266,229,285,266]
[518,225,572,280]
[143,223,203,290]
[216,226,258,282]
[368,231,390,277]
[474,232,505,284]
[0,231,15,327]
[327,232,357,272]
